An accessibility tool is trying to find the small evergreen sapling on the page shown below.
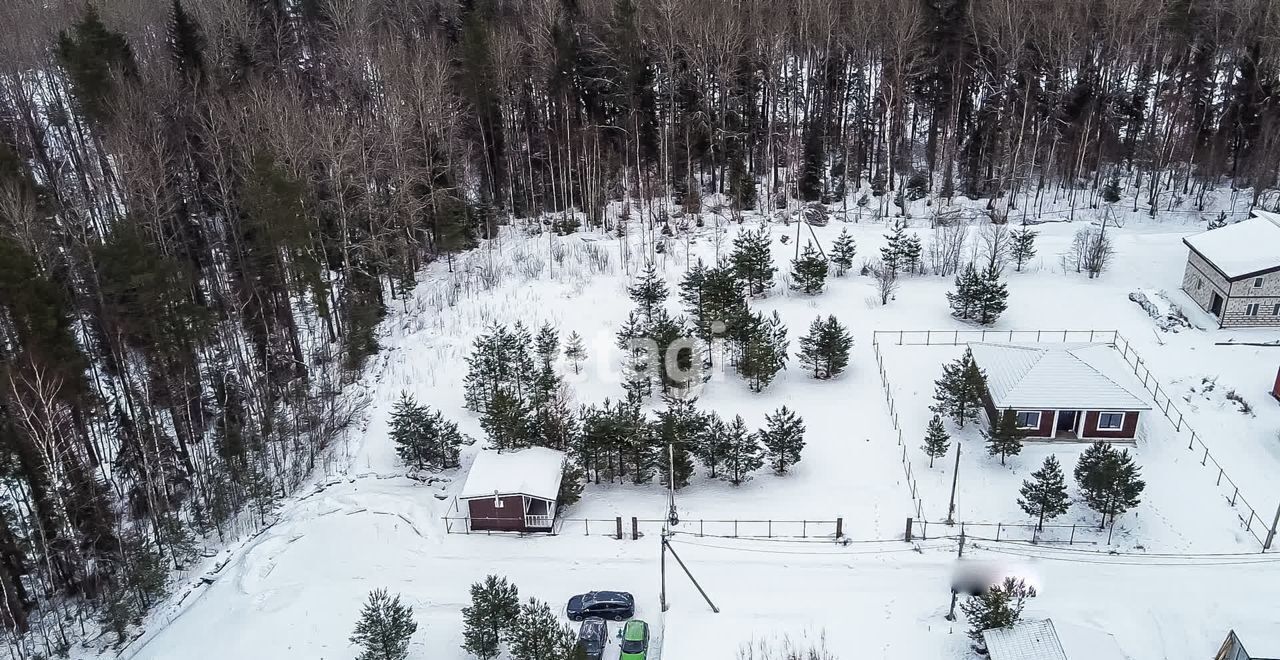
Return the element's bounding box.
[723,415,764,485]
[1018,455,1069,531]
[563,331,586,374]
[695,414,732,479]
[351,588,417,660]
[881,219,907,274]
[900,232,923,274]
[975,264,1009,325]
[829,229,857,276]
[789,243,829,295]
[628,261,669,319]
[959,577,1033,646]
[922,414,951,468]
[796,315,852,379]
[1010,226,1037,272]
[461,575,520,660]
[984,409,1026,465]
[735,310,789,392]
[947,263,981,321]
[760,406,806,475]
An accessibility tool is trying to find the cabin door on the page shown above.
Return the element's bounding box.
[1056,411,1079,437]
[1210,292,1224,316]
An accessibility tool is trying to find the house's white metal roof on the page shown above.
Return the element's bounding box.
[968,343,1151,411]
[460,447,565,501]
[985,619,1128,660]
[1183,213,1280,280]
[1229,625,1280,659]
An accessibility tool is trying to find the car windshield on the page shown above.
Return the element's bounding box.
[621,639,645,654]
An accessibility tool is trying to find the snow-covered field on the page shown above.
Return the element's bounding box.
[119,202,1280,660]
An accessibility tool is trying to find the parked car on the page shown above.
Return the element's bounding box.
[576,617,608,660]
[566,591,635,621]
[620,620,649,660]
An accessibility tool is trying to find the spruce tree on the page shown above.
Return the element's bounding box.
[563,331,586,374]
[621,402,657,484]
[653,393,702,489]
[508,599,577,660]
[1010,226,1037,272]
[736,310,788,392]
[829,229,857,276]
[350,589,417,660]
[984,409,1025,465]
[947,263,982,321]
[628,261,669,319]
[534,322,559,370]
[723,415,764,485]
[931,349,987,428]
[1074,441,1145,529]
[922,414,951,468]
[461,576,520,660]
[694,414,732,479]
[616,310,653,400]
[647,309,693,392]
[1018,455,1069,531]
[760,406,806,475]
[557,460,585,506]
[168,0,206,85]
[796,315,852,380]
[975,264,1009,326]
[681,261,746,361]
[960,578,1032,646]
[880,219,907,274]
[731,227,776,296]
[481,389,534,451]
[789,243,828,295]
[899,232,923,274]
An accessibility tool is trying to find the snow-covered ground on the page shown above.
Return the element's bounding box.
[118,202,1280,660]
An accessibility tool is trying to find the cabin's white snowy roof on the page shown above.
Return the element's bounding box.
[1229,625,1280,659]
[1183,212,1280,280]
[460,448,565,501]
[968,343,1151,411]
[984,619,1128,660]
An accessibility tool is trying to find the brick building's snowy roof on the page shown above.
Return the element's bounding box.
[984,619,1128,660]
[1183,212,1280,280]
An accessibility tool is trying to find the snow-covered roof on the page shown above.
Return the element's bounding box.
[1183,213,1280,280]
[1229,625,1280,659]
[968,343,1151,411]
[460,448,565,501]
[984,619,1127,660]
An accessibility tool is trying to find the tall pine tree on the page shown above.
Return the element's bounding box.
[461,575,520,660]
[789,243,828,295]
[984,409,1026,465]
[350,589,417,660]
[1018,455,1069,531]
[796,315,852,379]
[922,414,951,468]
[759,406,806,475]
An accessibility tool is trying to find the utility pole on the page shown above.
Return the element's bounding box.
[663,536,720,613]
[660,531,668,611]
[1266,500,1280,551]
[946,442,961,525]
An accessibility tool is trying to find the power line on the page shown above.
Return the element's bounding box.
[970,542,1280,567]
[668,537,952,557]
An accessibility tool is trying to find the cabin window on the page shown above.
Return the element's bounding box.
[1246,303,1260,317]
[1194,277,1203,290]
[1273,303,1280,316]
[1014,411,1041,429]
[1097,412,1126,430]
[1253,277,1265,288]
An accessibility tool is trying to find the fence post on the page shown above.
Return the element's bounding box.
[899,330,903,345]
[996,523,1002,541]
[699,519,704,537]
[585,519,590,536]
[1176,413,1182,432]
[836,517,844,539]
[1217,468,1224,486]
[1189,431,1196,451]
[1232,488,1239,506]
[768,520,773,538]
[632,517,639,540]
[734,520,738,538]
[904,517,914,542]
[615,517,623,540]
[803,520,808,538]
[1070,524,1076,545]
[1203,447,1209,466]
[922,520,928,540]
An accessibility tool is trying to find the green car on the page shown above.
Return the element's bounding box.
[620,620,649,660]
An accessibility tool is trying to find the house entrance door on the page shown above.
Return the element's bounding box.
[1056,410,1078,437]
[1210,292,1224,316]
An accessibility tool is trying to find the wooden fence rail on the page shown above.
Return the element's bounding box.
[443,516,846,540]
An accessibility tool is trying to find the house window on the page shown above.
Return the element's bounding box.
[1246,303,1260,316]
[1015,411,1041,429]
[1273,303,1280,316]
[1253,277,1265,288]
[1195,277,1203,290]
[1097,412,1126,430]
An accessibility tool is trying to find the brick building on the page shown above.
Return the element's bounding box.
[1181,211,1280,328]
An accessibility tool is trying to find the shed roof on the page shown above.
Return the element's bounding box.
[460,448,565,501]
[968,343,1151,411]
[984,619,1127,660]
[1182,213,1280,280]
[1228,626,1280,659]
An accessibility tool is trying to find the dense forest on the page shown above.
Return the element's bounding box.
[1,0,1279,654]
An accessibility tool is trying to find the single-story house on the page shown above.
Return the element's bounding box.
[968,343,1151,441]
[1181,210,1280,328]
[1216,628,1280,660]
[459,447,565,533]
[983,619,1128,660]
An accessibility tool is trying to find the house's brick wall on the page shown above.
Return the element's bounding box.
[1182,251,1232,313]
[1182,250,1280,327]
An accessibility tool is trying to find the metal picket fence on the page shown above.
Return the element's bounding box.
[872,339,925,520]
[873,328,1277,550]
